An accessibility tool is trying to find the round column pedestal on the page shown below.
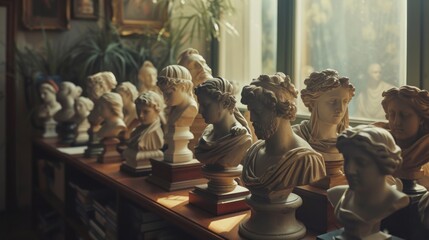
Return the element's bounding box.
[202,165,242,194]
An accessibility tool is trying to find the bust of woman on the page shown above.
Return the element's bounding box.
[177,48,213,87]
[194,77,252,169]
[72,96,94,145]
[122,91,165,167]
[138,61,160,94]
[328,125,409,240]
[293,69,355,187]
[116,81,139,129]
[96,92,127,139]
[54,82,82,123]
[37,80,61,120]
[381,86,429,188]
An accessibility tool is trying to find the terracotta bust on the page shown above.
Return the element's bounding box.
[122,91,165,166]
[86,71,118,126]
[38,81,61,120]
[72,96,94,144]
[194,77,252,169]
[177,48,213,87]
[96,92,127,139]
[116,81,139,129]
[293,69,355,187]
[138,60,160,94]
[381,86,429,186]
[240,73,326,202]
[328,125,409,240]
[355,63,395,119]
[54,82,82,123]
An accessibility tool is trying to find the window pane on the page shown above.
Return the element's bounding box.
[294,0,407,120]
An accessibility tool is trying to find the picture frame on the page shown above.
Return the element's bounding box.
[72,0,98,20]
[112,0,168,36]
[22,0,70,30]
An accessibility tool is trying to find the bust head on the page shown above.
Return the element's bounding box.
[138,61,158,92]
[368,63,382,82]
[337,125,402,192]
[381,86,429,147]
[86,71,117,101]
[74,96,94,120]
[116,82,139,108]
[301,69,355,134]
[135,91,165,125]
[98,92,124,121]
[57,82,82,104]
[157,65,194,107]
[241,73,298,140]
[39,80,59,104]
[177,48,213,86]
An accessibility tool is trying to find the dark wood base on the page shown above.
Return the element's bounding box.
[120,163,151,177]
[146,159,207,191]
[317,228,404,240]
[293,185,339,234]
[189,185,250,215]
[310,175,347,189]
[97,138,121,163]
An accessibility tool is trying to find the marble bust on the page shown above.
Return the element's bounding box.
[381,86,429,190]
[157,64,198,163]
[96,92,127,139]
[54,82,82,123]
[37,81,61,120]
[72,96,94,145]
[241,73,326,201]
[328,125,409,240]
[122,91,165,168]
[177,48,213,87]
[116,81,139,130]
[138,60,160,94]
[293,69,355,187]
[194,77,252,169]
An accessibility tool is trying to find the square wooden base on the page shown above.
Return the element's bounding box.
[293,185,339,234]
[146,159,207,191]
[120,163,151,177]
[189,185,250,215]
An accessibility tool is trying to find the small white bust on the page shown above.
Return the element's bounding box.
[116,82,139,129]
[73,96,94,144]
[138,61,160,94]
[96,92,127,139]
[54,82,82,123]
[37,81,61,120]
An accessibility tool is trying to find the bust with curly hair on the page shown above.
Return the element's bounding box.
[116,81,139,129]
[293,69,355,188]
[96,92,126,139]
[328,125,409,240]
[177,48,213,87]
[238,72,326,240]
[54,82,83,123]
[381,85,429,189]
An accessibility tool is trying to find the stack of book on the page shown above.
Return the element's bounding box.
[89,198,117,240]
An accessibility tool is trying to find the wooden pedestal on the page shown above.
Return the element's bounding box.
[57,121,76,144]
[189,185,250,215]
[120,162,151,177]
[293,185,339,234]
[146,159,207,191]
[97,137,121,163]
[316,228,404,240]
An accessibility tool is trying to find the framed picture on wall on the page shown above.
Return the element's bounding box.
[112,0,168,36]
[72,0,98,20]
[23,0,70,30]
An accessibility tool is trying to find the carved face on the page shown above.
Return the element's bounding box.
[197,94,222,124]
[316,87,350,125]
[117,90,131,107]
[163,86,185,107]
[138,105,159,125]
[40,86,56,104]
[100,101,114,120]
[139,70,157,89]
[186,54,212,85]
[57,85,72,104]
[342,145,384,192]
[87,80,107,100]
[368,63,382,82]
[387,98,421,143]
[75,100,89,118]
[247,101,278,140]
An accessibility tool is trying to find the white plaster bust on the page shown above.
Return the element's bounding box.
[122,91,165,163]
[96,92,127,139]
[116,81,139,129]
[293,69,355,179]
[177,48,213,87]
[54,82,82,123]
[86,71,117,126]
[37,81,61,120]
[157,65,198,128]
[328,125,409,240]
[138,61,160,94]
[72,96,94,144]
[240,73,326,202]
[194,77,252,169]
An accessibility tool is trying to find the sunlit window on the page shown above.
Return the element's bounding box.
[294,0,407,120]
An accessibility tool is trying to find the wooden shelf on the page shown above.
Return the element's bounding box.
[33,138,317,240]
